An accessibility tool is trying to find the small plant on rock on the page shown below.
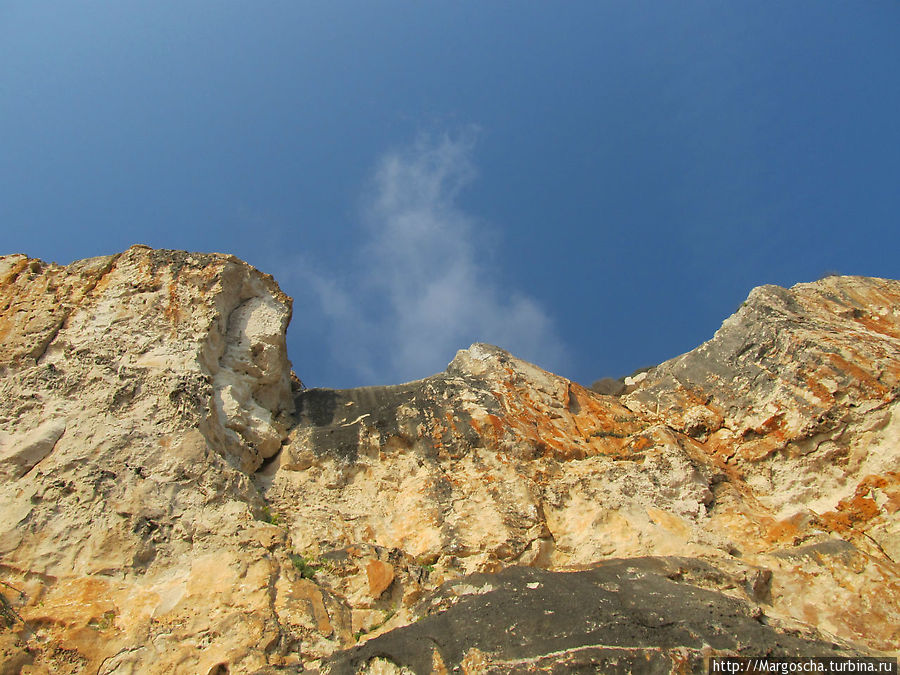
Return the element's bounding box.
[290,553,319,580]
[88,610,117,631]
[260,506,281,526]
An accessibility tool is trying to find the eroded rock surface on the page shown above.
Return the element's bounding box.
[1,251,897,674]
[267,275,900,668]
[626,277,900,562]
[0,247,306,674]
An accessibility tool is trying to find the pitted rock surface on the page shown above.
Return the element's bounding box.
[0,247,306,674]
[1,250,898,673]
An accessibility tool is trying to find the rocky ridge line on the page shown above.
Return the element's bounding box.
[0,249,897,674]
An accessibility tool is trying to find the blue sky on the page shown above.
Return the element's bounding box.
[2,2,899,388]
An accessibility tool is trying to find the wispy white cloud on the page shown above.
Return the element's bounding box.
[298,130,567,385]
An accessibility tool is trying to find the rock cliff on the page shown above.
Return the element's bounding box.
[0,248,897,674]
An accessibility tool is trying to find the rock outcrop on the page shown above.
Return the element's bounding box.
[0,249,897,674]
[325,558,866,675]
[0,247,298,673]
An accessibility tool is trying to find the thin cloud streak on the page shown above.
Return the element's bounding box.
[306,131,567,385]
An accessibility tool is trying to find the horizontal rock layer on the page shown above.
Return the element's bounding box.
[0,250,897,674]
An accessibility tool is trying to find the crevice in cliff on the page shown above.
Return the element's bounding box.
[864,532,896,564]
[255,447,283,478]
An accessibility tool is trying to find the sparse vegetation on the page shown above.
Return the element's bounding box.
[260,505,281,526]
[354,605,399,642]
[88,610,117,631]
[415,554,438,576]
[590,429,629,439]
[290,553,319,580]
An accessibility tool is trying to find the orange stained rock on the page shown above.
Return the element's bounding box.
[293,578,334,635]
[804,374,835,405]
[762,514,808,547]
[853,311,900,340]
[365,559,395,599]
[164,279,182,326]
[626,435,655,453]
[26,576,119,629]
[478,376,651,463]
[820,473,899,532]
[825,352,891,398]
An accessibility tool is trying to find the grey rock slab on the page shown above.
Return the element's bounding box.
[324,557,867,674]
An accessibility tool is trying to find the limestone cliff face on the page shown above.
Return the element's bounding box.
[0,247,298,673]
[0,250,897,674]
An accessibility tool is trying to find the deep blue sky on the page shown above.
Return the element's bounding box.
[2,3,899,388]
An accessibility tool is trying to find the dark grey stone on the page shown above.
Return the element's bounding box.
[324,557,864,674]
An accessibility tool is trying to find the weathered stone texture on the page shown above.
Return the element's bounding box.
[268,276,900,668]
[0,247,307,674]
[1,250,897,674]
